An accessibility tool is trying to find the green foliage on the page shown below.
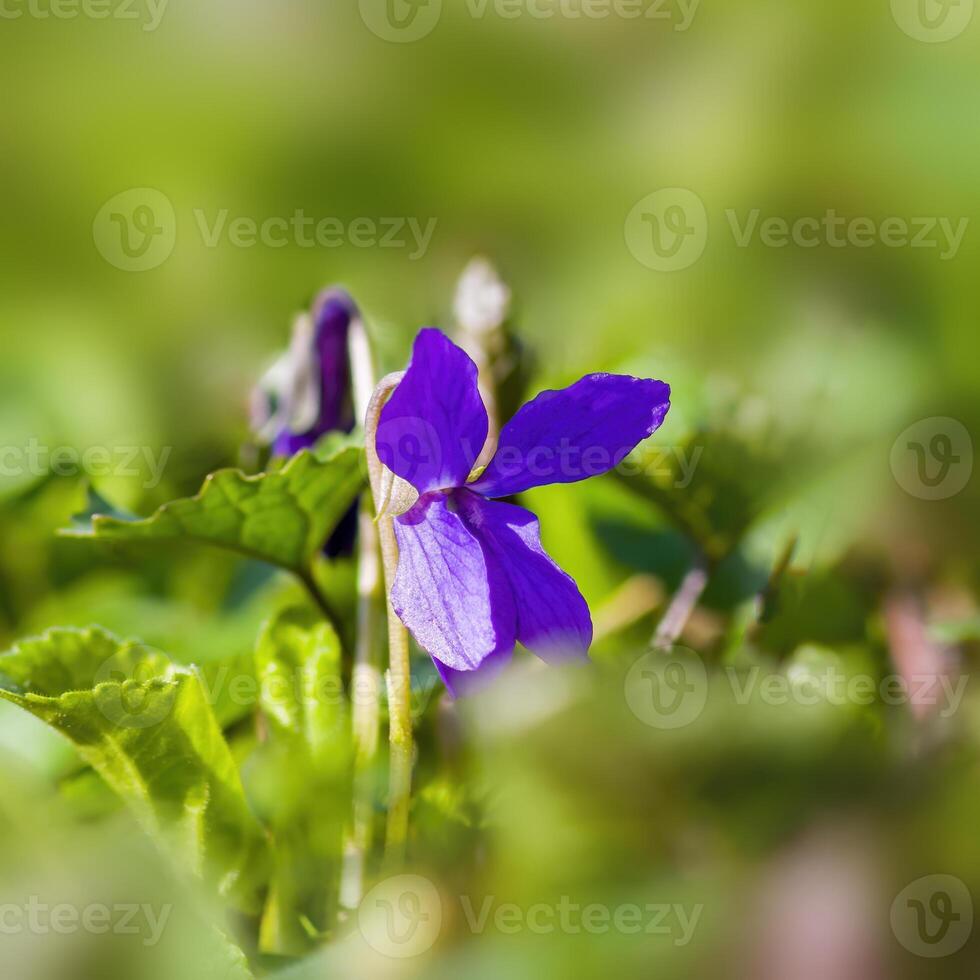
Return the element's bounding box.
[3,6,980,976]
[250,608,353,956]
[254,607,347,762]
[64,447,365,574]
[0,627,269,915]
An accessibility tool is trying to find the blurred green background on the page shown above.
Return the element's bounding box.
[1,1,979,977]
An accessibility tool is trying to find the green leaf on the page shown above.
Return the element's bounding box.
[614,430,802,562]
[63,446,366,573]
[251,608,352,956]
[66,482,137,530]
[0,626,270,914]
[255,606,347,761]
[199,928,256,980]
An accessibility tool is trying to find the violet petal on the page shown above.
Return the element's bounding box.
[455,489,592,663]
[377,328,489,494]
[391,492,515,671]
[272,289,356,455]
[471,374,670,498]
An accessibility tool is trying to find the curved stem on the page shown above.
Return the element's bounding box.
[341,497,383,907]
[297,564,343,637]
[651,553,709,652]
[364,372,413,865]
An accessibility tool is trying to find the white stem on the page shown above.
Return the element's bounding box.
[364,372,413,864]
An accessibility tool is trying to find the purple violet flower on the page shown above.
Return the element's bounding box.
[251,287,359,556]
[376,328,671,696]
[251,288,357,455]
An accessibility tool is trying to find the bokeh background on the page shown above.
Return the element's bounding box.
[1,1,979,977]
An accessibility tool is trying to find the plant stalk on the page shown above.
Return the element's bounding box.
[297,564,343,637]
[364,371,413,865]
[651,553,709,651]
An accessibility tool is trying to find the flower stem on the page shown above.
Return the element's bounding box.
[341,313,383,906]
[297,564,343,637]
[651,553,709,651]
[364,371,413,865]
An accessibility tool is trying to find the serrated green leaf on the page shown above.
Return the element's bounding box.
[0,626,270,914]
[63,446,366,573]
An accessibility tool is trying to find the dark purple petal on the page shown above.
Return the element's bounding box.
[310,288,356,434]
[391,492,515,672]
[272,428,324,456]
[455,490,592,663]
[271,288,356,455]
[470,374,671,498]
[432,648,513,699]
[377,329,489,494]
